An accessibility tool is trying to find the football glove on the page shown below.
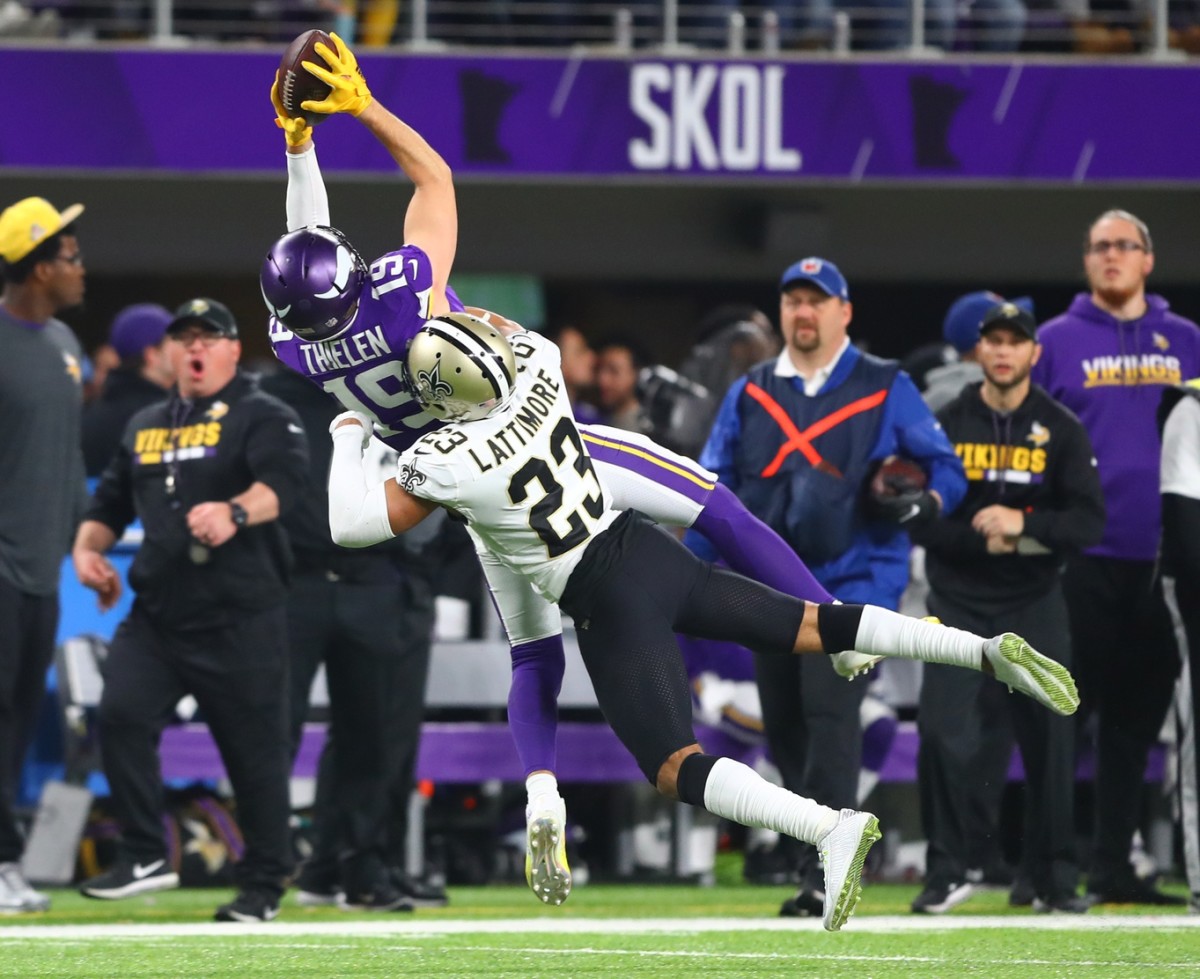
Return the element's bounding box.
[301,32,374,118]
[868,489,939,528]
[270,71,312,148]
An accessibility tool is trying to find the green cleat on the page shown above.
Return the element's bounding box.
[984,633,1079,716]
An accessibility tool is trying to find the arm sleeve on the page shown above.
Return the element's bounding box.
[889,373,968,515]
[286,144,331,231]
[244,402,311,516]
[1021,418,1106,552]
[327,425,398,547]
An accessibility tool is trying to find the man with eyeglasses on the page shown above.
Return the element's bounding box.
[72,298,310,922]
[0,196,90,914]
[1033,209,1200,905]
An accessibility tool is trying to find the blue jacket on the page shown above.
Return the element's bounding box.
[689,345,966,608]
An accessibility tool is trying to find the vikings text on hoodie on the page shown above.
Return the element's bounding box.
[1031,293,1200,561]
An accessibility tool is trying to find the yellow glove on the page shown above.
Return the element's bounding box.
[270,71,312,149]
[301,32,373,118]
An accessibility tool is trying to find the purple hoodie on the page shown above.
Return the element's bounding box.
[1032,292,1200,560]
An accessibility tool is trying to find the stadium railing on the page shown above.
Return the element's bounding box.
[4,0,1195,58]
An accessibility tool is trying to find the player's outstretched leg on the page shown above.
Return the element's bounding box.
[525,775,571,906]
[818,809,883,931]
[816,606,1079,715]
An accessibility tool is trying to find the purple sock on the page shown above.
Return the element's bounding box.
[692,483,835,604]
[508,635,566,777]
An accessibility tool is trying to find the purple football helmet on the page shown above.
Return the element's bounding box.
[260,226,369,342]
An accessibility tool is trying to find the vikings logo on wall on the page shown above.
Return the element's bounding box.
[413,359,454,408]
[398,461,426,493]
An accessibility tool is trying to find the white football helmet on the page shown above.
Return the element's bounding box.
[406,312,518,422]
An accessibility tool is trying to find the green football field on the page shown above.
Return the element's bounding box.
[2,881,1198,978]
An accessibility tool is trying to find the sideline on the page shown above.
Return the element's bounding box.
[1,914,1198,940]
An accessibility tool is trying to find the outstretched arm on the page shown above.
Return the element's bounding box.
[301,34,457,316]
[270,71,330,231]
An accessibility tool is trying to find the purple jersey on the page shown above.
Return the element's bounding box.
[269,243,463,453]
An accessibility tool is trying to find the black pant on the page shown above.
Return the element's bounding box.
[98,603,293,895]
[384,573,435,869]
[0,578,57,863]
[287,571,432,888]
[560,513,804,784]
[919,587,1078,899]
[1062,555,1178,887]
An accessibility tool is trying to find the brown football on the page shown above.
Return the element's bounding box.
[278,29,334,126]
[869,455,928,499]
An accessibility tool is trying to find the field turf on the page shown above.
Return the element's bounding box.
[2,880,1197,978]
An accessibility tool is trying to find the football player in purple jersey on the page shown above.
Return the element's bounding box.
[260,34,858,906]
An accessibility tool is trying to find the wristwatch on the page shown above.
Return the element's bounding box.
[228,501,249,529]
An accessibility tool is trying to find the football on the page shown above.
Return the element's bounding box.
[869,455,928,500]
[278,29,334,126]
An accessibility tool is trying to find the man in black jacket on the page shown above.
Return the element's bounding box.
[72,298,309,922]
[910,303,1105,914]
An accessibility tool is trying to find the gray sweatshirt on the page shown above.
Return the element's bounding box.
[0,304,88,595]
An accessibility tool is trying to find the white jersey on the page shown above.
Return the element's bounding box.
[395,331,618,602]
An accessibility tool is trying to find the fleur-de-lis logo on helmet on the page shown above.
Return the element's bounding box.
[414,358,454,407]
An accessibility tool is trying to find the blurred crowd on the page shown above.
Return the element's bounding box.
[5,0,1200,54]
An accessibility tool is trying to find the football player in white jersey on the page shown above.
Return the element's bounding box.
[325,311,1081,930]
[263,33,865,908]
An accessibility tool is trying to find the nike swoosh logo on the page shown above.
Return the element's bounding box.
[900,503,921,523]
[133,860,164,879]
[288,423,303,434]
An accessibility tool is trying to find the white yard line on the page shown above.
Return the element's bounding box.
[1,915,1198,941]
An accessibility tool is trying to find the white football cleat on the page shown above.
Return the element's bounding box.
[818,809,881,932]
[983,633,1079,716]
[831,650,883,680]
[525,794,571,906]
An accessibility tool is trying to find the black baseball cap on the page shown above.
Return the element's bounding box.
[166,297,239,339]
[979,302,1037,341]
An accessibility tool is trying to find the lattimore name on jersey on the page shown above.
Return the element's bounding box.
[395,330,617,602]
